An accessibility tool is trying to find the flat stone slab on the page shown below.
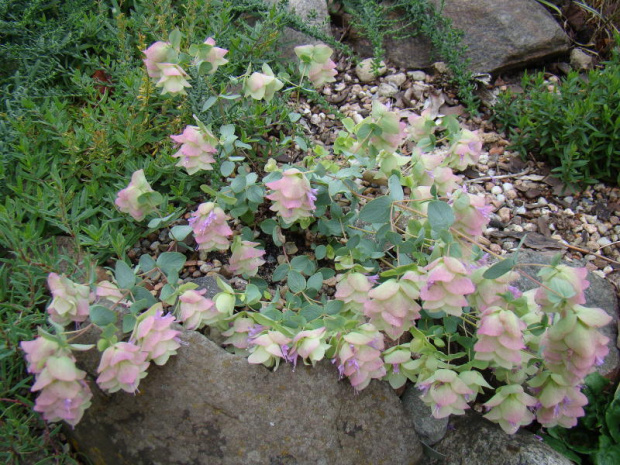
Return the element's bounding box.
[68,329,423,465]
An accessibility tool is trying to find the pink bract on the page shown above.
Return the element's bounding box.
[265,168,317,225]
[96,342,149,394]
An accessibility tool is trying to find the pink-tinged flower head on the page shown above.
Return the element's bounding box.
[416,369,476,419]
[143,41,175,79]
[46,273,91,326]
[529,372,588,428]
[96,342,149,393]
[295,44,338,88]
[155,63,191,95]
[265,168,317,225]
[334,272,374,313]
[221,317,255,351]
[30,355,92,427]
[363,275,422,340]
[483,384,537,434]
[410,150,459,195]
[446,129,482,171]
[335,323,386,391]
[406,109,436,142]
[382,346,417,389]
[170,125,217,175]
[134,305,181,365]
[535,265,590,311]
[468,267,519,312]
[95,280,125,304]
[290,327,330,366]
[178,288,218,330]
[247,330,292,369]
[542,305,611,384]
[21,336,71,375]
[201,37,228,74]
[474,306,527,369]
[451,190,492,237]
[366,100,406,154]
[188,202,233,252]
[115,169,161,221]
[420,257,475,317]
[243,64,283,101]
[228,239,266,278]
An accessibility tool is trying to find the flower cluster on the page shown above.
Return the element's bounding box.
[46,273,91,326]
[170,125,218,175]
[243,64,283,102]
[420,257,475,317]
[228,239,266,277]
[289,327,330,366]
[451,190,492,238]
[177,289,217,330]
[115,169,162,221]
[363,273,422,340]
[335,324,385,391]
[96,342,149,393]
[483,384,537,434]
[294,44,337,87]
[474,306,526,369]
[529,372,589,428]
[265,168,317,225]
[190,37,228,74]
[188,202,233,251]
[446,129,482,171]
[21,337,92,427]
[133,305,181,365]
[247,330,292,368]
[142,40,191,95]
[334,273,374,313]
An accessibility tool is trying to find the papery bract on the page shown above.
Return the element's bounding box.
[178,288,217,330]
[200,37,228,74]
[446,129,482,171]
[96,342,149,393]
[170,125,217,175]
[30,355,92,427]
[535,265,589,311]
[334,272,373,313]
[143,41,175,79]
[134,305,181,365]
[95,280,125,304]
[451,190,492,237]
[420,257,475,317]
[115,169,161,221]
[416,369,475,419]
[295,44,338,87]
[529,372,589,428]
[188,202,233,252]
[363,276,422,340]
[21,336,71,375]
[265,168,317,225]
[407,109,436,142]
[247,330,292,369]
[46,273,91,326]
[382,347,417,389]
[243,64,283,101]
[221,317,255,352]
[289,327,330,366]
[474,306,526,369]
[468,267,519,312]
[335,323,386,391]
[155,63,191,95]
[228,239,266,277]
[483,384,537,434]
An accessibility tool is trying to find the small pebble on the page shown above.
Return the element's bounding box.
[491,186,503,195]
[150,241,160,251]
[502,182,514,192]
[495,194,506,204]
[408,70,427,81]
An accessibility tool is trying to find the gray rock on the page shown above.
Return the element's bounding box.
[511,250,620,381]
[68,329,423,464]
[347,0,570,74]
[428,411,573,465]
[570,48,593,70]
[356,58,387,82]
[401,385,449,445]
[264,0,332,56]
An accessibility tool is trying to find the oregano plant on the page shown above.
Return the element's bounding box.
[21,31,613,439]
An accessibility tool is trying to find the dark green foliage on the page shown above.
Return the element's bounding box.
[493,43,620,186]
[341,0,478,112]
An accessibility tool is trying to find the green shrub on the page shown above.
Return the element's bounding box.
[493,44,620,186]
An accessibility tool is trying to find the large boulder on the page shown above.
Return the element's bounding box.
[67,329,423,465]
[347,0,571,74]
[427,411,573,465]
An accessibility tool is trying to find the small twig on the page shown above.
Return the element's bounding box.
[565,243,620,266]
[464,168,531,183]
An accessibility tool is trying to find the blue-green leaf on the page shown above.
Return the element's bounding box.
[427,200,454,231]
